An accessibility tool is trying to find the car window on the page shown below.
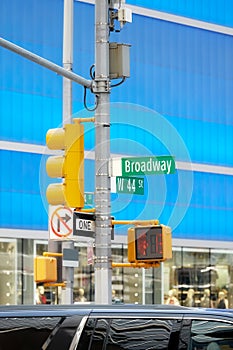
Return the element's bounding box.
[107,318,179,350]
[0,316,61,350]
[77,317,181,350]
[179,318,192,349]
[190,320,233,350]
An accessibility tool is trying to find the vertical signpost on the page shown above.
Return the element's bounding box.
[61,0,74,304]
[94,0,112,304]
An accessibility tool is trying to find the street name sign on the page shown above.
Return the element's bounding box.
[116,176,144,195]
[109,155,175,177]
[73,212,95,238]
[122,155,175,176]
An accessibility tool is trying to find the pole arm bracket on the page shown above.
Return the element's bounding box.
[91,79,110,94]
[112,262,160,269]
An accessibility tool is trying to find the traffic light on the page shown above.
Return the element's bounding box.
[46,123,84,208]
[34,256,57,283]
[128,225,172,264]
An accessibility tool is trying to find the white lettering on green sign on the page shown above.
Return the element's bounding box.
[116,176,144,195]
[122,156,175,176]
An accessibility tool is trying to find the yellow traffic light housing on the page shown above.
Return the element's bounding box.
[128,225,172,264]
[34,256,57,283]
[46,123,84,208]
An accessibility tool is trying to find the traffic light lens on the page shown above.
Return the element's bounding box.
[135,227,163,260]
[137,232,148,257]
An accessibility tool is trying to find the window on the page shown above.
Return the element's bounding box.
[0,316,61,350]
[164,247,233,308]
[0,240,17,305]
[107,318,178,350]
[191,320,233,349]
[77,317,180,350]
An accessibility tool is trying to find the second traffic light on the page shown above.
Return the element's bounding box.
[34,256,57,283]
[128,225,172,264]
[46,123,84,208]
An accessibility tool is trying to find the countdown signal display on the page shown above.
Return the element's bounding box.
[128,225,172,264]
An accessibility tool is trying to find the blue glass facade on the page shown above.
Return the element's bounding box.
[1,0,233,242]
[127,0,233,27]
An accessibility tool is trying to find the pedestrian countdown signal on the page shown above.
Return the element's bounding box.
[128,225,172,264]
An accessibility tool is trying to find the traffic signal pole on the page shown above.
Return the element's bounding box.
[48,0,75,305]
[61,0,74,304]
[94,0,112,304]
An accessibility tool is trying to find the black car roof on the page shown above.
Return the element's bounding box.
[0,304,233,321]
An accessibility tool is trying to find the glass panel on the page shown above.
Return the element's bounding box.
[17,239,34,304]
[179,319,192,349]
[144,265,162,304]
[91,319,109,350]
[164,248,215,306]
[0,316,61,350]
[73,243,94,303]
[163,247,233,308]
[210,250,232,308]
[107,318,177,350]
[191,320,233,349]
[0,239,17,305]
[35,241,57,305]
[76,318,96,350]
[112,244,124,303]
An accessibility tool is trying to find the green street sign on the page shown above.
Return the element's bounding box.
[116,176,144,195]
[122,155,175,177]
[84,192,94,206]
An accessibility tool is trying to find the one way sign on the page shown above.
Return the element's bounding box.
[73,212,96,238]
[73,212,114,239]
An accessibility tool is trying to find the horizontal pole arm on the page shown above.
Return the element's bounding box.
[0,37,92,89]
[73,117,95,123]
[112,262,160,268]
[76,208,96,213]
[44,282,66,287]
[111,219,159,226]
[43,252,63,257]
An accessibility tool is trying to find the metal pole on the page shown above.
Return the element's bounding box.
[0,37,91,88]
[94,0,112,304]
[61,0,74,305]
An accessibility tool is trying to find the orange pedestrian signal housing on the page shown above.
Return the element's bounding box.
[128,225,172,264]
[34,256,57,283]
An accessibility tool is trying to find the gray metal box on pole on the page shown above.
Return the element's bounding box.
[109,42,130,79]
